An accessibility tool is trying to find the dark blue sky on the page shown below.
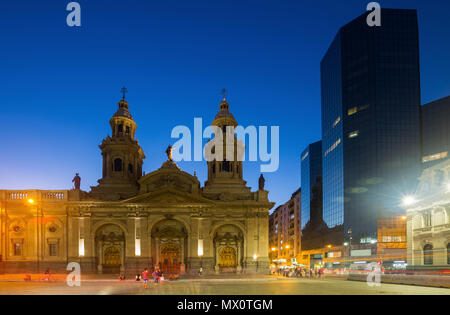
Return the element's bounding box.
[1,0,449,209]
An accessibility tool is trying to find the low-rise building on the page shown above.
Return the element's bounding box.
[406,159,450,270]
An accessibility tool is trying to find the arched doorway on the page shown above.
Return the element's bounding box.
[151,219,187,275]
[103,246,121,274]
[213,224,244,273]
[160,242,180,274]
[95,224,125,274]
[219,247,237,271]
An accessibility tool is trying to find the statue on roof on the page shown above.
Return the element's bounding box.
[166,145,176,162]
[72,173,81,190]
[258,174,265,191]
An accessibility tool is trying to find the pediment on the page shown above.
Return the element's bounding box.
[121,187,214,205]
[138,163,200,195]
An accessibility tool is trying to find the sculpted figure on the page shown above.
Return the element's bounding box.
[72,173,81,190]
[258,174,265,190]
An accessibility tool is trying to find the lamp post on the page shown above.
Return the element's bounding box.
[348,228,352,260]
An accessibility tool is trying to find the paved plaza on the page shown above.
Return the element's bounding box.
[0,276,448,295]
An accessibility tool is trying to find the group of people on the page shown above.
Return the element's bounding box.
[140,268,181,288]
[276,267,325,279]
[119,268,176,288]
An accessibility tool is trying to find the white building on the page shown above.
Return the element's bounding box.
[406,159,450,269]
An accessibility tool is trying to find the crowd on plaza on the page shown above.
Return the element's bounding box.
[117,268,182,288]
[274,267,325,279]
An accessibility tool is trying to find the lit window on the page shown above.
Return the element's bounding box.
[333,116,341,128]
[301,151,309,161]
[348,130,359,139]
[325,138,341,156]
[197,239,203,257]
[348,107,357,116]
[79,239,85,257]
[135,239,141,256]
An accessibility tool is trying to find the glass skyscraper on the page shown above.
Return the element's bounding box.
[421,96,450,168]
[301,141,322,231]
[321,9,421,244]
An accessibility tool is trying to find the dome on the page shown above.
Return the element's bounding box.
[212,98,238,127]
[113,99,133,119]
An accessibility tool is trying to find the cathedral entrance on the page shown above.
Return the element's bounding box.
[103,246,121,274]
[95,224,125,274]
[160,242,180,274]
[219,247,237,272]
[213,224,244,273]
[151,219,187,275]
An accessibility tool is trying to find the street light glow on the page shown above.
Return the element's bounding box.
[27,199,35,204]
[402,195,417,207]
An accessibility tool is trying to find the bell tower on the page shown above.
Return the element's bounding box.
[203,91,251,198]
[91,88,145,200]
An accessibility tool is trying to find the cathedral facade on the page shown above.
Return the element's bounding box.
[0,94,274,275]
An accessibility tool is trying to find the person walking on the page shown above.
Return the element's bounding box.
[142,268,150,289]
[153,269,159,284]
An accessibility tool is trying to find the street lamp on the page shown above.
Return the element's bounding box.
[347,228,353,259]
[402,195,417,207]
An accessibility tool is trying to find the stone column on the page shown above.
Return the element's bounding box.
[155,237,160,270]
[215,244,220,274]
[120,242,125,274]
[180,237,185,274]
[98,241,103,273]
[236,242,242,273]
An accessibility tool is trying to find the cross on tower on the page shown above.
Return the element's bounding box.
[121,86,128,100]
[221,88,227,100]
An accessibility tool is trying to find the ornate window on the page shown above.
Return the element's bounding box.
[423,211,432,227]
[13,240,23,256]
[424,244,433,265]
[114,158,123,172]
[49,244,57,257]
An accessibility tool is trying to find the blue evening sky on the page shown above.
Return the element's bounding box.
[0,0,449,210]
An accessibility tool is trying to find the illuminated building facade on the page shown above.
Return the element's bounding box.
[321,9,422,245]
[406,159,450,270]
[269,189,301,264]
[0,94,274,275]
